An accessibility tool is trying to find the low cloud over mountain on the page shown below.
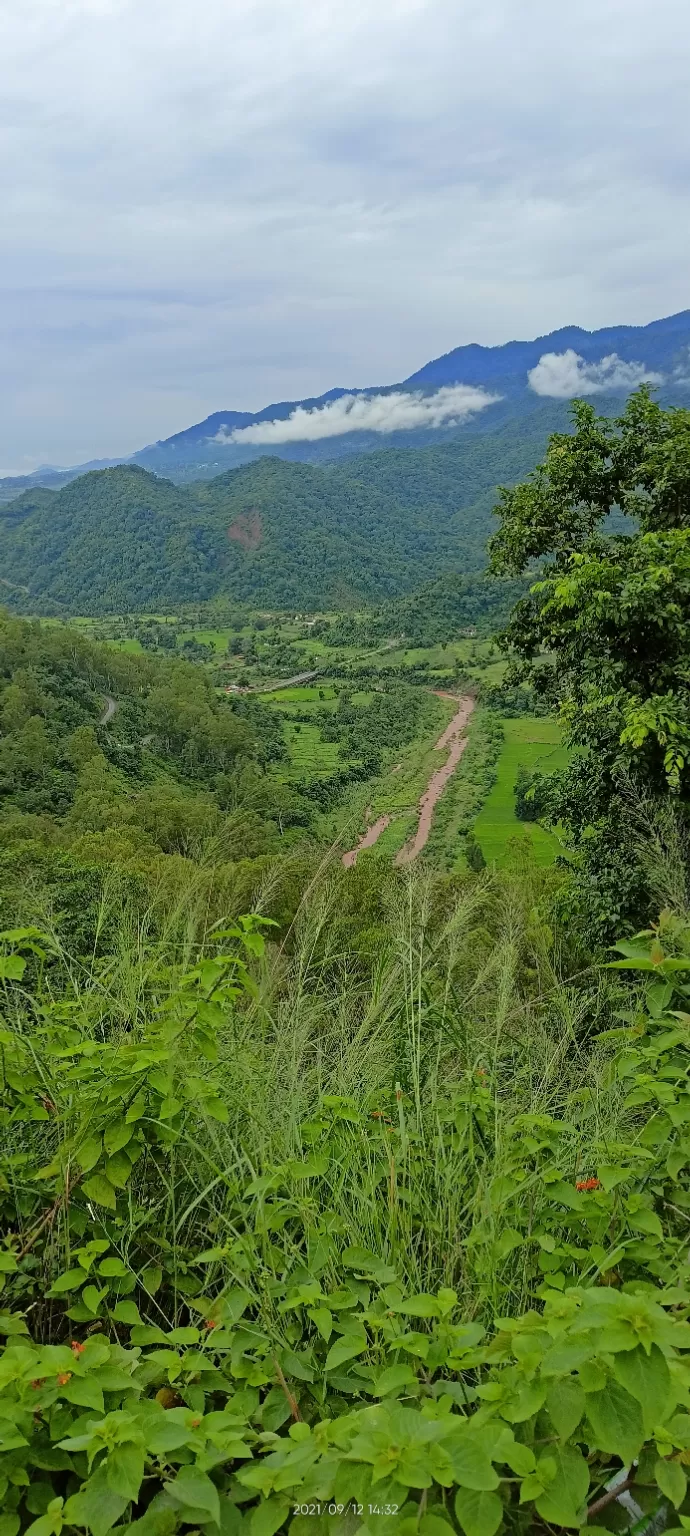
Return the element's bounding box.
[213,384,500,446]
[528,350,662,398]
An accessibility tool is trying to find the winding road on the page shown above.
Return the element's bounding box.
[100,695,118,725]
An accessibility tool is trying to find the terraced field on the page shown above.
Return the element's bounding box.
[473,716,569,865]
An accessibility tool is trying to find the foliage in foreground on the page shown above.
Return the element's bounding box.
[1,875,690,1532]
[490,387,690,932]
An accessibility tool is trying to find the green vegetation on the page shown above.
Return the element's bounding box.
[473,719,569,867]
[3,387,690,1531]
[491,386,690,933]
[0,408,562,615]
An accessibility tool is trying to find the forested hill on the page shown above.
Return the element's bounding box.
[0,407,565,613]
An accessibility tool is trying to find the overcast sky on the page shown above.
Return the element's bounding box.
[1,0,689,472]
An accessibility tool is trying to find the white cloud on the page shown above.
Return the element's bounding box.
[215,384,499,444]
[527,349,663,398]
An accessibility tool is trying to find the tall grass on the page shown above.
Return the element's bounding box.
[0,853,627,1341]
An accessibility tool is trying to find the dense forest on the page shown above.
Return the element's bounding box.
[0,412,567,614]
[4,390,690,1535]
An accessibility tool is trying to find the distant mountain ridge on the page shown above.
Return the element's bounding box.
[2,309,689,499]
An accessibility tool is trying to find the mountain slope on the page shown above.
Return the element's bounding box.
[0,409,567,613]
[2,311,688,500]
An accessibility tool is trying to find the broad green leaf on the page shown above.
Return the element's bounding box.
[495,1228,524,1260]
[103,1121,133,1156]
[64,1464,129,1536]
[307,1306,333,1342]
[0,1253,17,1274]
[82,1174,117,1210]
[395,1294,439,1318]
[76,1136,102,1173]
[0,956,26,981]
[48,1267,87,1295]
[420,1519,456,1536]
[62,1375,104,1412]
[250,1498,292,1535]
[372,1364,417,1397]
[141,1264,163,1294]
[205,1097,229,1123]
[0,1517,20,1536]
[613,1343,672,1430]
[111,1300,141,1325]
[325,1332,368,1372]
[82,1284,107,1315]
[166,1465,220,1524]
[586,1380,645,1463]
[106,1444,146,1503]
[546,1379,586,1439]
[105,1151,132,1188]
[448,1435,499,1491]
[534,1444,590,1528]
[656,1458,687,1509]
[98,1256,128,1277]
[454,1487,503,1536]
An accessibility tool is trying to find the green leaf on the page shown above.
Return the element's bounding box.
[141,1264,163,1294]
[395,1294,439,1318]
[105,1152,132,1189]
[656,1458,687,1509]
[205,1097,229,1123]
[166,1465,220,1525]
[82,1284,107,1315]
[324,1332,368,1372]
[448,1435,500,1491]
[372,1364,417,1397]
[586,1380,645,1464]
[48,1267,87,1295]
[98,1256,128,1277]
[82,1174,117,1210]
[0,1253,17,1274]
[534,1444,590,1528]
[0,956,26,981]
[64,1464,130,1536]
[250,1498,292,1535]
[107,1444,146,1503]
[454,1487,503,1536]
[103,1120,133,1156]
[76,1136,103,1174]
[62,1375,105,1412]
[613,1343,672,1430]
[0,1517,20,1536]
[112,1300,141,1325]
[546,1379,586,1439]
[420,1519,456,1536]
[307,1306,333,1342]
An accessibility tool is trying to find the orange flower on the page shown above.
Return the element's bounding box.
[576,1177,600,1192]
[57,1372,72,1386]
[190,1415,202,1428]
[370,1111,392,1124]
[31,1379,45,1390]
[70,1340,86,1354]
[204,1318,218,1330]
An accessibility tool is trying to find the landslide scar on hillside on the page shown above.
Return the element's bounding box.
[227,509,263,550]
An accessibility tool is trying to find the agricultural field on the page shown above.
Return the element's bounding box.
[473,716,569,865]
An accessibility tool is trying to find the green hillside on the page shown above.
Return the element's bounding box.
[0,412,560,613]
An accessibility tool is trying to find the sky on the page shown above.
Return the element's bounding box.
[1,0,689,473]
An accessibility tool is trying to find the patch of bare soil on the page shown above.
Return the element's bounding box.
[227,509,262,550]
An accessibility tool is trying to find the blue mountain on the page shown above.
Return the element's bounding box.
[2,309,689,499]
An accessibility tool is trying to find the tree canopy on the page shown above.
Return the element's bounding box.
[490,388,690,929]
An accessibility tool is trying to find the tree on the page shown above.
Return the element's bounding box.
[490,387,690,931]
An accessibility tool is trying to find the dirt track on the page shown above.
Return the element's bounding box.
[394,694,475,866]
[342,814,391,868]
